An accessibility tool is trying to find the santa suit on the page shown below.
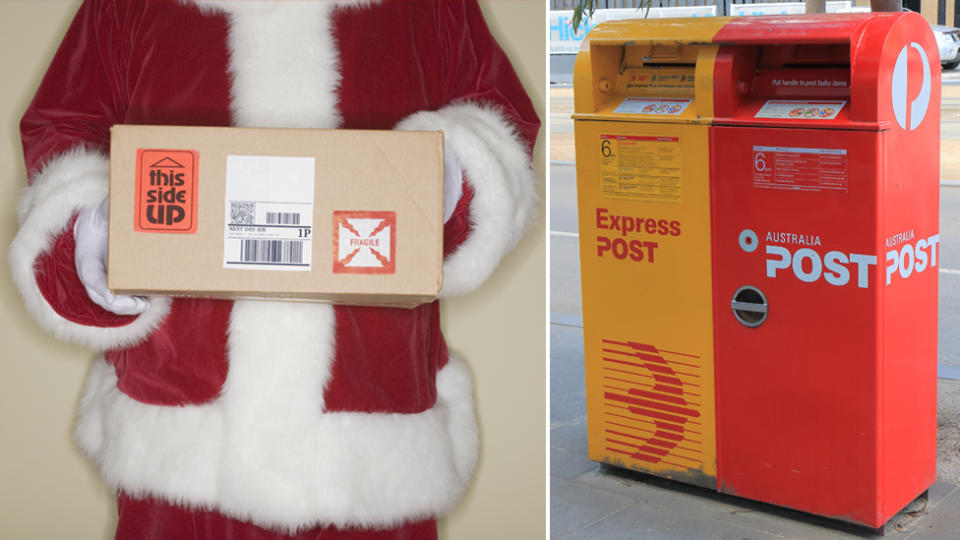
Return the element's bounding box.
[9,1,538,538]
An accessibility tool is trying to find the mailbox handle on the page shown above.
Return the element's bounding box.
[730,301,767,314]
[731,286,768,328]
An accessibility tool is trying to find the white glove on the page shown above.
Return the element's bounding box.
[443,144,463,223]
[74,197,150,315]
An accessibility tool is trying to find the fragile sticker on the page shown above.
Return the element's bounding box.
[222,155,315,271]
[135,149,198,233]
[599,135,682,203]
[333,211,396,274]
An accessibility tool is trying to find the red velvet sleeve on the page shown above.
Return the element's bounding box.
[424,0,541,295]
[439,0,538,249]
[439,1,540,152]
[16,0,139,332]
[21,0,125,174]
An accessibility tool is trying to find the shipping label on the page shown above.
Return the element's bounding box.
[752,145,848,193]
[600,135,682,203]
[222,155,315,271]
[135,149,198,233]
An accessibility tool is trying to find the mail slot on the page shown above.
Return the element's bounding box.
[574,12,939,528]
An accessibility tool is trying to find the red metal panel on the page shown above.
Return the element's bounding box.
[874,16,940,520]
[711,126,884,525]
[713,13,886,45]
[849,13,939,125]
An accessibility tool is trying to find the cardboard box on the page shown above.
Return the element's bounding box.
[107,125,443,307]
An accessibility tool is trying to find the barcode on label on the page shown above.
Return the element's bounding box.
[266,212,301,225]
[240,239,304,264]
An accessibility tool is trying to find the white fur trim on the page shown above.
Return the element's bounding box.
[395,102,537,297]
[186,0,378,14]
[8,148,171,351]
[75,344,478,532]
[204,1,343,129]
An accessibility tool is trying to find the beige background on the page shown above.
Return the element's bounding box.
[0,2,546,538]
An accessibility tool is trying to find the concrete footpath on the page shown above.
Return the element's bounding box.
[552,317,960,538]
[549,82,960,537]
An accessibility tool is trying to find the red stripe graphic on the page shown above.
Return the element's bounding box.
[655,374,697,387]
[626,406,688,425]
[606,421,654,434]
[628,388,691,406]
[653,384,682,396]
[606,429,646,441]
[646,438,677,449]
[600,339,703,469]
[655,430,683,442]
[607,392,700,417]
[635,444,669,456]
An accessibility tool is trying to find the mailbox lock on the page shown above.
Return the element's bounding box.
[598,79,611,92]
[731,286,768,328]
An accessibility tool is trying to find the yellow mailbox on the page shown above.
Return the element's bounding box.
[574,19,728,488]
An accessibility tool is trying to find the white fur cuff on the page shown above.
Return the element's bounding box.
[395,102,537,297]
[8,147,170,350]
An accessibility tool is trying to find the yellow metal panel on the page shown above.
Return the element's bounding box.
[573,19,726,124]
[575,119,717,488]
[582,17,731,46]
[574,17,721,488]
[695,47,717,119]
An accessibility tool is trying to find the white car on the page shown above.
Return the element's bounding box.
[933,24,960,70]
[902,9,960,69]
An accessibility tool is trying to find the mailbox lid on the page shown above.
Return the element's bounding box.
[714,13,879,44]
[573,18,730,124]
[712,12,939,130]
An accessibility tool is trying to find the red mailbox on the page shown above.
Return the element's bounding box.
[709,13,939,527]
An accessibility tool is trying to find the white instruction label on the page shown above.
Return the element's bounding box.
[614,97,693,116]
[752,146,848,192]
[600,135,683,202]
[755,100,846,120]
[223,155,315,271]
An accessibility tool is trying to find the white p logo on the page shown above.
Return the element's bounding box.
[892,42,931,131]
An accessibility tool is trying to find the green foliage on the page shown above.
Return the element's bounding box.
[571,0,598,33]
[571,0,652,33]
